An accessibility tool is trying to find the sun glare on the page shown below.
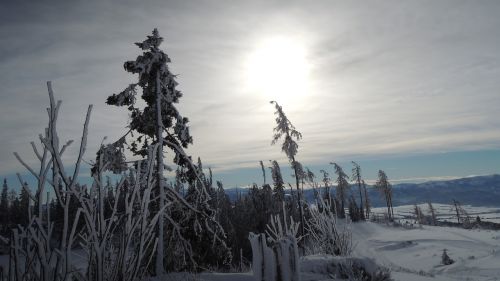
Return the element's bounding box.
[245,37,310,102]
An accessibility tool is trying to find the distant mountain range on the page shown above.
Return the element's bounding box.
[224,174,500,207]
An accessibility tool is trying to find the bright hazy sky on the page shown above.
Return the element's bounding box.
[1,0,500,187]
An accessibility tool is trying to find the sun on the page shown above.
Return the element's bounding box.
[245,37,310,102]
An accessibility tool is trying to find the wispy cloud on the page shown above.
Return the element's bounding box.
[1,0,500,186]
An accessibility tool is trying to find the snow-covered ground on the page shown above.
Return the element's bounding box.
[2,205,500,280]
[154,220,500,281]
[352,221,500,281]
[372,203,500,224]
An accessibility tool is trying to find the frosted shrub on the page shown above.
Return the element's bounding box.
[9,82,167,281]
[306,196,353,256]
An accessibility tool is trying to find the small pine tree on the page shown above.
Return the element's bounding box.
[8,190,20,227]
[348,196,361,222]
[414,204,424,225]
[19,182,31,225]
[319,170,331,203]
[441,249,454,265]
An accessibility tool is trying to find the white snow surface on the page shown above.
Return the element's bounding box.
[147,221,500,281]
[372,203,500,223]
[351,221,500,281]
[2,220,500,280]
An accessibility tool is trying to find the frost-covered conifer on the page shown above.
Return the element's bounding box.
[19,182,31,225]
[106,29,194,274]
[427,202,437,225]
[0,179,9,233]
[442,249,454,265]
[260,160,267,185]
[351,161,365,220]
[269,101,305,240]
[375,170,394,221]
[330,163,349,219]
[270,101,302,159]
[362,180,371,219]
[414,204,424,224]
[319,169,331,203]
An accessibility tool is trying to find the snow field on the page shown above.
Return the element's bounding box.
[352,221,500,281]
[372,204,500,224]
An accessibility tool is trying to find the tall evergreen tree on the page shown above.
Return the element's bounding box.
[330,163,349,218]
[375,170,394,221]
[0,179,9,233]
[319,170,331,203]
[259,160,267,185]
[351,161,365,220]
[8,190,20,227]
[106,29,193,274]
[19,182,31,225]
[269,101,305,239]
[362,180,371,219]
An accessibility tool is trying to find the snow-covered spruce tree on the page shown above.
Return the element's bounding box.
[414,204,424,225]
[375,170,394,221]
[319,170,332,206]
[452,199,471,227]
[362,180,371,219]
[427,202,437,225]
[441,249,454,265]
[106,29,192,274]
[177,158,231,271]
[106,29,228,274]
[269,101,305,240]
[348,196,362,222]
[330,163,349,219]
[18,181,31,226]
[0,179,9,235]
[260,160,267,185]
[351,161,365,221]
[269,160,285,215]
[215,181,235,251]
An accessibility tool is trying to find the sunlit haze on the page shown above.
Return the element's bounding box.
[245,36,311,102]
[1,0,500,188]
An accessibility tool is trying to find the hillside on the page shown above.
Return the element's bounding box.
[225,174,500,207]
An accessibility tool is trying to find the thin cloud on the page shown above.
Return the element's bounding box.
[1,0,500,187]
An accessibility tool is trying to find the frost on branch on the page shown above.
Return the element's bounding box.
[307,195,353,256]
[9,82,171,281]
[91,136,127,175]
[269,101,306,242]
[106,84,138,107]
[270,101,302,160]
